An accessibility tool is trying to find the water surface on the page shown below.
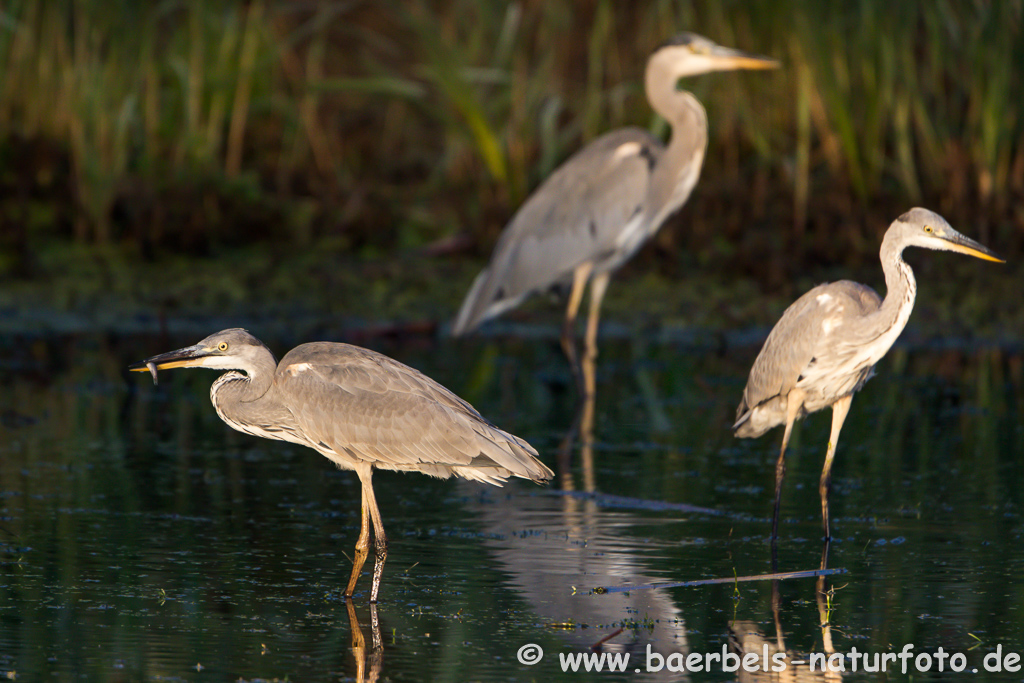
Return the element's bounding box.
[1,332,1022,681]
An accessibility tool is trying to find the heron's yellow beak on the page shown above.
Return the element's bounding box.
[129,358,204,371]
[707,44,779,71]
[721,54,779,71]
[956,246,1004,263]
[945,232,1004,263]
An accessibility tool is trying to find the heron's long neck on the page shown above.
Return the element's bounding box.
[644,71,707,222]
[209,352,278,433]
[872,234,918,352]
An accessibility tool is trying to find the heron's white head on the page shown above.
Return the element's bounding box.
[130,328,277,382]
[647,32,778,82]
[889,207,1004,262]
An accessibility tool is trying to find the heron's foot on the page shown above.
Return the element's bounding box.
[345,544,370,598]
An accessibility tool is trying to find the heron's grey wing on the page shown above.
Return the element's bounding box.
[734,281,882,436]
[275,343,552,485]
[452,128,662,334]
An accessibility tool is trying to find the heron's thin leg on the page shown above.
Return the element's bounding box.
[562,262,593,388]
[773,388,805,541]
[345,486,372,597]
[820,395,852,540]
[582,271,610,399]
[580,390,597,493]
[358,467,388,604]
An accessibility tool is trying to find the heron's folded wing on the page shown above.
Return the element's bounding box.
[275,343,551,483]
[738,281,882,418]
[453,128,660,333]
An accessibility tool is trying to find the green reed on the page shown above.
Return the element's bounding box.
[0,0,1020,267]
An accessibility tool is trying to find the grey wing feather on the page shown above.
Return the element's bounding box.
[452,128,661,334]
[734,281,881,436]
[274,343,552,485]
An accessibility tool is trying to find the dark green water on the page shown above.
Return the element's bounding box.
[1,330,1022,681]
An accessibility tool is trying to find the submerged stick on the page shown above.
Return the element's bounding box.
[550,489,723,516]
[594,567,846,595]
[590,627,624,651]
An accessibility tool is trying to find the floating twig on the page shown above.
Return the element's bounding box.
[594,567,846,594]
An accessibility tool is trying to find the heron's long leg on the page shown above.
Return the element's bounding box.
[358,467,389,604]
[345,485,372,597]
[562,262,594,387]
[820,395,852,540]
[582,271,610,399]
[772,388,805,541]
[580,389,597,493]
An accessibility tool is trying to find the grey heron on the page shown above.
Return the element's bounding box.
[452,33,777,396]
[130,329,552,602]
[733,208,1003,540]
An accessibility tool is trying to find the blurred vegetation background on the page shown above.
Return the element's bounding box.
[0,0,1021,327]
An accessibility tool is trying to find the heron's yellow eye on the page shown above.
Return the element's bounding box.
[924,225,933,233]
[218,342,228,351]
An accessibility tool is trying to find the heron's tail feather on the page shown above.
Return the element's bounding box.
[447,417,554,486]
[452,466,511,486]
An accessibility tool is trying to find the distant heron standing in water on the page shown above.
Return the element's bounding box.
[451,33,777,396]
[733,208,1003,540]
[130,329,552,602]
